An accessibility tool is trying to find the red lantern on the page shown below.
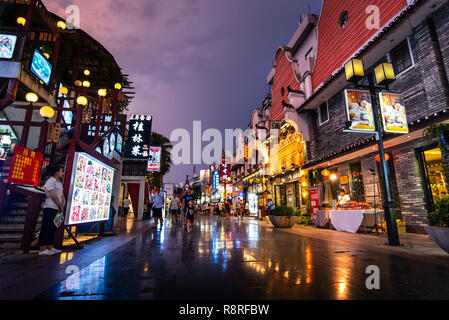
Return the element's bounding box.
[375,153,390,162]
[322,169,331,177]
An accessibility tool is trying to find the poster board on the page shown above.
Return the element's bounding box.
[65,152,115,225]
[344,89,375,132]
[379,92,409,134]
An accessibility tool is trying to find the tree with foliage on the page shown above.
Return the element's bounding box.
[146,132,173,189]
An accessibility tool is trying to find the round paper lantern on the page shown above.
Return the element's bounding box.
[59,86,68,95]
[39,106,55,119]
[25,92,38,103]
[77,96,88,106]
[375,153,390,162]
[322,169,330,177]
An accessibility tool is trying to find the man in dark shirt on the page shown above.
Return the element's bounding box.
[182,188,194,224]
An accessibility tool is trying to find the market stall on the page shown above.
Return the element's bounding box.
[315,201,382,233]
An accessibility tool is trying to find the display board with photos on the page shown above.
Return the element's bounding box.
[344,89,375,132]
[30,49,52,85]
[379,92,409,134]
[0,34,18,59]
[66,152,115,225]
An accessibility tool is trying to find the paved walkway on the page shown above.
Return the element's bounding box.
[1,215,449,300]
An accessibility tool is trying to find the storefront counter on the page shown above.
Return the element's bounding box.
[315,209,380,233]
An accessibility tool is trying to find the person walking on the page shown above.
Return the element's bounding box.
[186,200,195,233]
[182,188,194,224]
[152,187,165,228]
[170,196,181,223]
[123,197,130,219]
[38,165,65,256]
[224,199,232,222]
[266,199,274,216]
[216,201,224,223]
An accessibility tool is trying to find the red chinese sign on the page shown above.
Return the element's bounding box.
[7,145,43,186]
[220,164,231,183]
[309,187,319,222]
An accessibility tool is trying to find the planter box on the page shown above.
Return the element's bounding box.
[268,215,296,228]
[425,226,449,254]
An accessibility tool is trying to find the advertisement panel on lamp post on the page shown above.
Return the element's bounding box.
[379,92,409,134]
[344,89,376,132]
[147,146,161,172]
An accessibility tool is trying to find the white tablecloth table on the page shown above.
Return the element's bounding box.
[329,210,364,233]
[315,210,331,227]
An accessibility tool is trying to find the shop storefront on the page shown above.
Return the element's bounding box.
[242,170,265,217]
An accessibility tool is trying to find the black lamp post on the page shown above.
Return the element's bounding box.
[345,58,400,246]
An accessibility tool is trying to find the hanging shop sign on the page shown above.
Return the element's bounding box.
[81,113,127,145]
[379,92,409,134]
[220,164,231,183]
[309,187,319,220]
[65,152,115,226]
[344,89,375,132]
[211,170,220,191]
[30,49,52,85]
[147,146,162,172]
[7,145,43,186]
[124,115,152,159]
[0,34,18,60]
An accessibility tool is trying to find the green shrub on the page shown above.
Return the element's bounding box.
[429,196,449,227]
[271,205,294,217]
[297,215,313,226]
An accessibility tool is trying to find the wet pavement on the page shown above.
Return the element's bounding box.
[29,215,449,300]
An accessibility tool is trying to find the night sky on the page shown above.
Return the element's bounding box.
[45,0,322,183]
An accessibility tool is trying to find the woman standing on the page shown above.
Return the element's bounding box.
[39,165,65,256]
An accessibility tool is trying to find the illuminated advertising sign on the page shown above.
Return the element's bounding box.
[0,34,17,59]
[344,89,375,132]
[66,152,115,225]
[220,164,231,183]
[379,92,409,134]
[30,49,52,85]
[211,171,220,191]
[115,132,123,154]
[147,146,161,172]
[124,115,152,159]
[7,145,43,186]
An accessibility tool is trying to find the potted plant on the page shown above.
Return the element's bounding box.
[268,205,297,228]
[424,196,449,254]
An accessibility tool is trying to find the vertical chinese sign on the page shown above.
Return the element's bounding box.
[220,164,231,183]
[309,187,319,222]
[7,145,43,186]
[124,115,152,159]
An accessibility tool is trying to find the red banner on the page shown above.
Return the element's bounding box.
[309,187,319,221]
[220,164,231,183]
[7,145,43,187]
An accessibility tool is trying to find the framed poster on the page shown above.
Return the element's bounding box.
[65,152,115,225]
[344,89,375,132]
[379,92,409,134]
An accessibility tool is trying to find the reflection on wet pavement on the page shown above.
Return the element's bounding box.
[35,215,449,300]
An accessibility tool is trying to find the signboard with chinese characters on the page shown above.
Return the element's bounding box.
[124,115,152,159]
[147,146,161,172]
[65,152,115,226]
[379,92,409,134]
[211,170,220,191]
[220,164,231,183]
[7,145,43,186]
[81,113,127,144]
[309,187,319,221]
[344,89,375,132]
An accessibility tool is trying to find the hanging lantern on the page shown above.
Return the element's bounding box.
[375,153,390,162]
[74,80,82,87]
[84,69,90,76]
[39,106,55,120]
[25,92,38,103]
[98,89,107,97]
[77,96,88,106]
[114,83,122,90]
[17,17,26,26]
[59,86,68,95]
[57,21,67,30]
[82,80,91,88]
[322,169,330,177]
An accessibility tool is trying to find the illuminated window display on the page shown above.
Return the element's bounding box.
[422,148,448,203]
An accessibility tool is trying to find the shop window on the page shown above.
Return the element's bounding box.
[390,39,414,75]
[350,163,366,202]
[422,148,449,203]
[318,102,329,126]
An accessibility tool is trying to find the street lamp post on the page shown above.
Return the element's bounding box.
[345,59,400,246]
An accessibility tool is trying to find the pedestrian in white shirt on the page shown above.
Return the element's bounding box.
[39,165,65,256]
